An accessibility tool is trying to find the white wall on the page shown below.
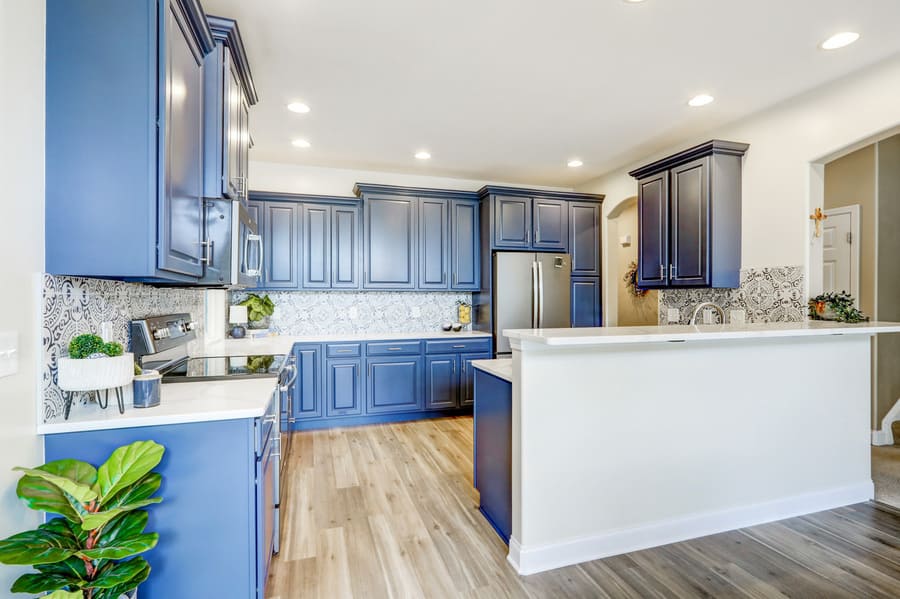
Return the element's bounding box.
[0,0,45,590]
[577,54,900,323]
[249,160,573,196]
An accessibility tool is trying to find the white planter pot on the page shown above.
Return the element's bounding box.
[58,353,135,392]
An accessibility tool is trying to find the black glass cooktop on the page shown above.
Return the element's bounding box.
[160,354,286,383]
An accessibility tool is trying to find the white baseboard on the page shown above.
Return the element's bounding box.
[507,481,873,576]
[873,398,900,446]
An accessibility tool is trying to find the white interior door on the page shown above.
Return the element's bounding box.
[822,206,860,304]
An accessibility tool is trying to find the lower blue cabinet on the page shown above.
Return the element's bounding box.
[425,354,458,409]
[326,358,362,416]
[571,277,602,327]
[366,356,424,414]
[292,344,323,420]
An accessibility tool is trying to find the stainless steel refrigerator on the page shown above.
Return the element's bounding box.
[493,252,571,354]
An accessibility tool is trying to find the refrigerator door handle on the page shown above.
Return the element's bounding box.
[531,261,539,328]
[537,260,545,328]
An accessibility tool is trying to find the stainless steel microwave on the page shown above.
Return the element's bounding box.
[199,199,262,288]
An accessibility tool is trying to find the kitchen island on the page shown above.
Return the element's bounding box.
[500,321,900,575]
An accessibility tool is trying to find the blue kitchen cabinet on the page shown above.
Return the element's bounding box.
[450,199,481,290]
[332,204,360,289]
[474,369,513,543]
[571,276,602,327]
[301,203,331,289]
[44,415,274,598]
[419,198,450,289]
[326,358,363,416]
[46,0,215,281]
[532,198,568,250]
[363,195,418,289]
[569,201,602,277]
[461,352,492,407]
[293,344,323,420]
[425,355,458,409]
[262,202,300,289]
[366,356,424,414]
[493,195,532,248]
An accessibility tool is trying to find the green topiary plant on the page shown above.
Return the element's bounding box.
[0,440,165,598]
[101,342,123,358]
[68,335,105,359]
[238,293,275,324]
[809,291,868,323]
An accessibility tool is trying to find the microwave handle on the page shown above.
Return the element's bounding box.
[246,233,263,277]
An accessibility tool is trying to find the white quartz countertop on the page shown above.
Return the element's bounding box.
[471,358,512,382]
[504,321,900,347]
[199,330,491,357]
[38,378,277,435]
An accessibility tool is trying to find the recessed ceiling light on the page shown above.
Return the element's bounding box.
[820,31,860,50]
[291,138,311,148]
[567,159,584,168]
[623,0,647,3]
[415,151,432,160]
[688,94,715,107]
[287,102,310,114]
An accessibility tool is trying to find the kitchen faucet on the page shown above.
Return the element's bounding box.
[690,302,726,325]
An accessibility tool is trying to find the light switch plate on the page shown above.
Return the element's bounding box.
[702,309,715,324]
[730,309,747,325]
[667,308,680,323]
[101,321,114,342]
[0,332,19,378]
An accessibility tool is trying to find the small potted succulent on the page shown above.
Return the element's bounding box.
[0,440,165,598]
[238,294,275,330]
[58,334,134,394]
[808,291,868,323]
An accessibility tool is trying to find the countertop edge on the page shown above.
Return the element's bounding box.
[37,408,266,435]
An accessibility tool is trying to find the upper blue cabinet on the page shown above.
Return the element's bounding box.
[480,187,600,253]
[569,202,602,277]
[355,184,481,291]
[203,16,258,204]
[46,0,215,282]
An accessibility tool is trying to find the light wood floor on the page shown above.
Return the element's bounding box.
[268,416,900,598]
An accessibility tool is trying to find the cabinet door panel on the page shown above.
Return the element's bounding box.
[419,198,449,289]
[637,173,669,288]
[364,196,416,288]
[450,199,480,290]
[532,198,568,250]
[366,357,423,413]
[425,355,457,409]
[332,205,359,288]
[159,1,204,276]
[671,158,710,287]
[569,202,601,276]
[326,359,362,417]
[265,203,299,288]
[571,277,602,328]
[493,196,531,248]
[293,344,322,420]
[301,204,331,289]
[461,352,491,407]
[225,48,242,199]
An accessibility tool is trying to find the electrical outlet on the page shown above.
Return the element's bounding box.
[730,309,746,325]
[703,308,715,324]
[667,308,680,323]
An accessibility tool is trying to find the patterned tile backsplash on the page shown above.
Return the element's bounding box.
[42,274,205,421]
[658,266,806,325]
[230,290,473,336]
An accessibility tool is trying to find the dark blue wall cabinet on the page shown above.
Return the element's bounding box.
[451,199,481,290]
[46,0,214,281]
[419,199,450,289]
[569,202,602,277]
[480,187,603,252]
[571,277,602,327]
[301,204,331,289]
[293,344,323,420]
[203,16,258,203]
[332,205,360,288]
[364,195,418,289]
[629,140,748,289]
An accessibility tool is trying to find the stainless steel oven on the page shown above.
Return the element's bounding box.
[199,198,262,288]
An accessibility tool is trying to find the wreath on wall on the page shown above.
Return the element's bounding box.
[624,261,649,298]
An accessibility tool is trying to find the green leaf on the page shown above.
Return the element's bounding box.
[0,524,78,565]
[10,571,76,593]
[96,441,164,504]
[92,557,150,589]
[102,472,161,510]
[79,532,158,560]
[97,510,149,547]
[45,591,83,599]
[16,475,81,522]
[12,467,97,504]
[80,498,162,531]
[35,554,89,580]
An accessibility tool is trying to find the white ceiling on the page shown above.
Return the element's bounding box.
[202,0,900,187]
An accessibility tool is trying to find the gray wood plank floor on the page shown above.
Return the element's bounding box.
[268,416,900,598]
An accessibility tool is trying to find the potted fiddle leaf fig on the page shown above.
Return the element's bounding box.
[0,440,165,598]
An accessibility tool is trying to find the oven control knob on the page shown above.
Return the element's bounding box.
[185,321,197,331]
[152,329,164,340]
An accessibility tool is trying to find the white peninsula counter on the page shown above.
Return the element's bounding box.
[502,321,900,575]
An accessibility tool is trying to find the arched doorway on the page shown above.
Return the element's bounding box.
[606,196,658,326]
